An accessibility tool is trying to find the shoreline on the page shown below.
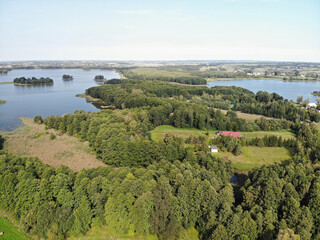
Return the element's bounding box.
[206,77,320,82]
[0,81,14,85]
[76,93,105,104]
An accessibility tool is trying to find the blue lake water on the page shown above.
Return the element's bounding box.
[207,79,319,103]
[1,72,319,131]
[0,69,119,131]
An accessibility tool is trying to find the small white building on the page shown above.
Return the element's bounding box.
[209,145,218,153]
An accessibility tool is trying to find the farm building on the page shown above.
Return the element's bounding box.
[217,131,241,138]
[209,145,218,153]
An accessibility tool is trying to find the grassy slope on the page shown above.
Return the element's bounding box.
[0,216,29,240]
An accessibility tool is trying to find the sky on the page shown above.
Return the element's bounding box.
[0,0,319,62]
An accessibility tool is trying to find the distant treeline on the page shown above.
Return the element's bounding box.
[13,77,54,85]
[121,70,207,85]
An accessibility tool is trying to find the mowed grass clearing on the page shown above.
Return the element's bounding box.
[0,216,29,240]
[151,125,294,171]
[241,130,295,140]
[129,67,192,78]
[214,108,274,121]
[3,117,106,172]
[215,146,292,171]
[151,125,295,142]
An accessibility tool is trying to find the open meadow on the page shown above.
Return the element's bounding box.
[215,146,292,171]
[151,125,294,171]
[2,117,106,171]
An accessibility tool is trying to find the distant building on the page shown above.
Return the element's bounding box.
[209,145,218,153]
[217,131,242,138]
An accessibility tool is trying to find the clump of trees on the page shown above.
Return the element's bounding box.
[13,77,53,85]
[94,75,105,81]
[62,74,73,80]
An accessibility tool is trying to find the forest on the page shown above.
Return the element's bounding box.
[1,77,320,240]
[13,77,54,85]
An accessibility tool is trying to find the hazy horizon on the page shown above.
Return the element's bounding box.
[1,0,319,62]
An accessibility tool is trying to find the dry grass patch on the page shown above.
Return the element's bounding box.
[214,108,273,120]
[3,117,106,171]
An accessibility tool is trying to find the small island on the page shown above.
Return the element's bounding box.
[0,100,6,105]
[62,74,73,80]
[312,91,320,96]
[13,77,54,85]
[94,75,105,82]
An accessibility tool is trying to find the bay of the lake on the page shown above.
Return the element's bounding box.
[0,69,119,131]
[207,79,319,103]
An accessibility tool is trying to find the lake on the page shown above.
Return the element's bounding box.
[1,72,319,131]
[207,79,319,103]
[0,69,119,131]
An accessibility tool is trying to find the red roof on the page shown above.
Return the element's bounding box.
[220,131,241,138]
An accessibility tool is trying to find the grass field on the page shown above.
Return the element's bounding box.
[129,67,192,78]
[241,130,295,140]
[214,108,274,120]
[151,125,295,142]
[151,125,294,171]
[0,216,29,240]
[68,226,198,240]
[215,146,292,171]
[3,117,106,171]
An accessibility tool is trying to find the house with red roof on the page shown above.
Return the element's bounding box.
[217,131,241,138]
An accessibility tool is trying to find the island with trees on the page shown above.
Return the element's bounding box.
[94,75,105,82]
[13,77,54,85]
[312,91,320,96]
[62,74,74,80]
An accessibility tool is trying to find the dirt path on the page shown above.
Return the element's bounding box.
[3,117,106,171]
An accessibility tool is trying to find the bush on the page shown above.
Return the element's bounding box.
[49,133,56,140]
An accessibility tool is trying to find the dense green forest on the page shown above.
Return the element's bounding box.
[13,77,54,85]
[89,79,320,123]
[1,78,320,239]
[121,69,207,85]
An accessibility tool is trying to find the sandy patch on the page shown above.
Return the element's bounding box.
[3,117,106,171]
